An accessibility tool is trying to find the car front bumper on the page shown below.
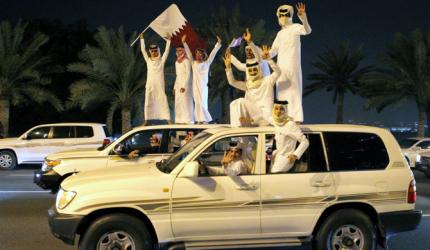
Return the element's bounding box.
[379,210,422,236]
[33,170,62,191]
[48,206,83,245]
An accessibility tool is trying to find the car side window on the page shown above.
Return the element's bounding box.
[52,126,75,139]
[324,132,389,171]
[166,129,200,153]
[265,133,327,174]
[118,130,164,155]
[196,135,258,176]
[27,127,51,139]
[417,141,430,149]
[75,126,94,138]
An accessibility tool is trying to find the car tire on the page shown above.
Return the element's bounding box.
[314,209,377,250]
[0,150,17,170]
[79,213,154,250]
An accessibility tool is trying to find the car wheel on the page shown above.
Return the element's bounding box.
[79,213,153,250]
[0,151,17,170]
[314,209,377,250]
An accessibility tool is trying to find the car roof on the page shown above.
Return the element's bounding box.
[405,137,430,141]
[203,124,391,135]
[131,124,229,131]
[34,122,106,127]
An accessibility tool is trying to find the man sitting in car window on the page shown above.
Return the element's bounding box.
[128,133,161,159]
[205,141,248,176]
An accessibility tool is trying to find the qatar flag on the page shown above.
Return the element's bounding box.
[149,4,206,54]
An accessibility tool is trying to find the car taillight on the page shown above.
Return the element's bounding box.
[103,138,111,146]
[407,180,416,204]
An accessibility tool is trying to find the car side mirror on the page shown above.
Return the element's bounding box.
[412,146,421,151]
[179,161,199,178]
[112,144,123,155]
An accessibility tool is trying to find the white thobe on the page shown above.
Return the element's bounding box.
[226,59,280,127]
[269,21,311,122]
[231,54,271,77]
[269,120,309,173]
[184,42,221,123]
[141,39,171,121]
[174,58,194,124]
[207,160,248,176]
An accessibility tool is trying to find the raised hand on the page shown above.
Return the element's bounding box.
[261,45,271,60]
[296,2,306,17]
[243,28,251,43]
[181,35,187,43]
[216,35,222,44]
[223,48,231,69]
[287,154,298,164]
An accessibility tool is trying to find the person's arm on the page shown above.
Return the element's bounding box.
[288,123,309,159]
[266,59,281,86]
[296,2,312,35]
[268,34,279,59]
[140,36,149,62]
[207,41,222,66]
[230,54,246,72]
[248,41,263,62]
[161,38,171,64]
[225,68,247,91]
[183,42,194,61]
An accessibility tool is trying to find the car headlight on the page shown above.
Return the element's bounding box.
[56,188,76,210]
[42,159,61,171]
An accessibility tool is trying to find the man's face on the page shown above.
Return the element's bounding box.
[247,66,259,77]
[176,47,185,58]
[195,50,204,61]
[273,104,286,118]
[229,148,242,160]
[277,5,293,26]
[149,49,159,58]
[150,135,160,147]
[245,47,255,60]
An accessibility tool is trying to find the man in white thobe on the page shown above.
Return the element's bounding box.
[140,33,171,125]
[268,3,311,123]
[182,35,222,124]
[224,46,281,127]
[269,100,309,173]
[173,46,194,124]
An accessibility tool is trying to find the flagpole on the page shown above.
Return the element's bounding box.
[130,26,150,47]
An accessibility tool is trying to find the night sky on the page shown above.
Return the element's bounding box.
[1,0,430,126]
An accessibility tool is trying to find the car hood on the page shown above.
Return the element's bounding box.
[47,148,104,160]
[61,163,163,190]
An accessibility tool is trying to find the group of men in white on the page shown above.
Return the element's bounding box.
[140,3,310,173]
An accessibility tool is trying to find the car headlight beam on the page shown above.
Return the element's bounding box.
[56,188,76,210]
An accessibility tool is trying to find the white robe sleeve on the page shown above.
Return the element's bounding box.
[298,15,312,35]
[269,33,280,59]
[266,59,281,86]
[140,38,150,62]
[161,39,171,64]
[248,42,263,62]
[284,122,309,159]
[183,42,194,61]
[206,42,222,66]
[231,54,246,72]
[225,68,247,91]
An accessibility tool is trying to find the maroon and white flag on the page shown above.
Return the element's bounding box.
[142,4,206,54]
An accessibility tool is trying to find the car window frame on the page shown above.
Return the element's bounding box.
[51,126,76,139]
[74,126,95,139]
[25,126,52,140]
[109,129,166,156]
[262,131,330,174]
[187,132,262,177]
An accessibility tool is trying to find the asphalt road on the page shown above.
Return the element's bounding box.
[0,165,429,250]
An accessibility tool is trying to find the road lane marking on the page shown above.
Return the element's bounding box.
[8,174,34,177]
[0,191,50,193]
[423,214,430,217]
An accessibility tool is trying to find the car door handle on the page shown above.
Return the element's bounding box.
[236,185,258,191]
[311,181,331,187]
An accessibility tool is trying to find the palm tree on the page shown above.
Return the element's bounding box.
[0,20,62,136]
[360,29,430,137]
[68,27,146,134]
[197,4,275,123]
[304,43,374,123]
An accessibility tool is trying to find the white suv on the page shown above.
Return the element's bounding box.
[399,137,430,168]
[0,123,110,170]
[48,125,422,250]
[34,124,223,192]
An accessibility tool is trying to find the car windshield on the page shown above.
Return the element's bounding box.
[157,132,211,173]
[399,138,419,148]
